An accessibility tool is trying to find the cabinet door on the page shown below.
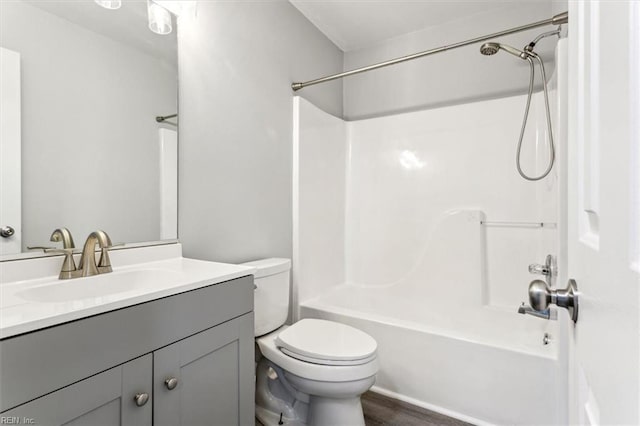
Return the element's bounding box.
[1,354,152,426]
[154,313,254,426]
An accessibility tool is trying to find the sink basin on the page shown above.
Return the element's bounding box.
[1,254,256,339]
[16,269,178,303]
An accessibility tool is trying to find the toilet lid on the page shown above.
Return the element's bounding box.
[275,319,377,365]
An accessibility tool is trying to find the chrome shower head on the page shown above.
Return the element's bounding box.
[479,42,528,59]
[480,42,500,56]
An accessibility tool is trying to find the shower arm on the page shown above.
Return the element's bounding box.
[291,11,568,91]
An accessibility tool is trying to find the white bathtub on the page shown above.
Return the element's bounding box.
[299,284,563,425]
[293,82,567,424]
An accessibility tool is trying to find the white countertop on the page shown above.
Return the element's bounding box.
[0,257,255,339]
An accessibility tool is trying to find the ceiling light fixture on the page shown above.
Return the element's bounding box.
[147,0,172,35]
[154,0,196,17]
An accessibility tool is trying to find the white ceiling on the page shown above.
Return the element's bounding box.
[22,0,177,66]
[289,0,552,51]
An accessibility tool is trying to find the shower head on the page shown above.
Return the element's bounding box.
[480,42,500,56]
[480,42,528,59]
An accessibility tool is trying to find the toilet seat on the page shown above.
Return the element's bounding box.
[275,319,377,366]
[279,347,377,366]
[257,324,378,383]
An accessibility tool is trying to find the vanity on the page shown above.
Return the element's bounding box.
[0,244,256,425]
[0,2,258,424]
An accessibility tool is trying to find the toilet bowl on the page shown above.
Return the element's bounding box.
[243,258,378,426]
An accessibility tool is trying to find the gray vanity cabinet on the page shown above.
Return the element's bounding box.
[1,276,255,426]
[154,313,254,426]
[2,354,153,426]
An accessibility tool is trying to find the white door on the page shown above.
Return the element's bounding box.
[567,1,640,424]
[0,47,22,255]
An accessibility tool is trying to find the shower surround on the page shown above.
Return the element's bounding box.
[293,43,567,425]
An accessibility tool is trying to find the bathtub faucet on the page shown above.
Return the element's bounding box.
[518,303,557,320]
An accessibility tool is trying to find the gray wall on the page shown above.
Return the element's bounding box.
[342,3,560,120]
[1,1,177,249]
[178,0,343,263]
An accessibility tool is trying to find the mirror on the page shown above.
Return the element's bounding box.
[0,0,178,259]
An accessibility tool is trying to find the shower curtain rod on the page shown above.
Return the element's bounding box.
[156,113,177,123]
[291,11,568,91]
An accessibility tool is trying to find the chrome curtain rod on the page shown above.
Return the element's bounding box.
[291,11,568,91]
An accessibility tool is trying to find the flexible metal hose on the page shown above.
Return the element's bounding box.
[515,53,555,181]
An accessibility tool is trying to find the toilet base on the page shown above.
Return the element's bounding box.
[256,405,305,426]
[256,396,365,426]
[307,395,365,426]
[256,356,375,426]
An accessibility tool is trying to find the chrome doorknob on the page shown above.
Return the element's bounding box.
[165,377,178,390]
[0,226,15,238]
[528,279,579,323]
[133,392,149,407]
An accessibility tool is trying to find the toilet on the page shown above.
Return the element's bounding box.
[243,258,378,426]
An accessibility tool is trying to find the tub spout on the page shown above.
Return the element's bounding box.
[518,303,557,320]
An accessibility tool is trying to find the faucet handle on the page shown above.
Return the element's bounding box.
[97,242,124,273]
[528,263,551,275]
[27,246,79,255]
[105,242,125,249]
[43,247,76,254]
[41,248,78,279]
[528,254,557,287]
[518,302,557,320]
[96,240,120,273]
[27,246,55,251]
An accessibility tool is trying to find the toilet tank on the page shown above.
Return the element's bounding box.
[242,258,291,337]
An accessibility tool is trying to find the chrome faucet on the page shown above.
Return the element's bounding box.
[77,230,114,277]
[27,229,116,279]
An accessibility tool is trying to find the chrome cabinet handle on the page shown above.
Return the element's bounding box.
[165,377,178,390]
[133,392,149,407]
[0,226,15,238]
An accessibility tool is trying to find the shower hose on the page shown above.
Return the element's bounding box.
[517,53,555,181]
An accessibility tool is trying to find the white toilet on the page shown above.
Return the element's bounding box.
[243,258,378,426]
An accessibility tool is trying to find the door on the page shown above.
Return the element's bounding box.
[153,313,254,426]
[1,355,152,425]
[567,1,640,424]
[0,47,22,255]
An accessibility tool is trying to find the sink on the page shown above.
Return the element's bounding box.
[1,254,256,339]
[15,269,178,303]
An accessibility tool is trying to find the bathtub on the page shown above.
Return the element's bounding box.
[293,86,567,424]
[299,285,563,425]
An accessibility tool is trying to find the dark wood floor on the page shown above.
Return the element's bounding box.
[362,391,472,426]
[256,391,472,426]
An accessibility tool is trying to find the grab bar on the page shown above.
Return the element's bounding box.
[480,221,557,228]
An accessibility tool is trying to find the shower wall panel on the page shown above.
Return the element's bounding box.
[345,92,558,309]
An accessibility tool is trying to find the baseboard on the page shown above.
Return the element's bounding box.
[369,385,495,426]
